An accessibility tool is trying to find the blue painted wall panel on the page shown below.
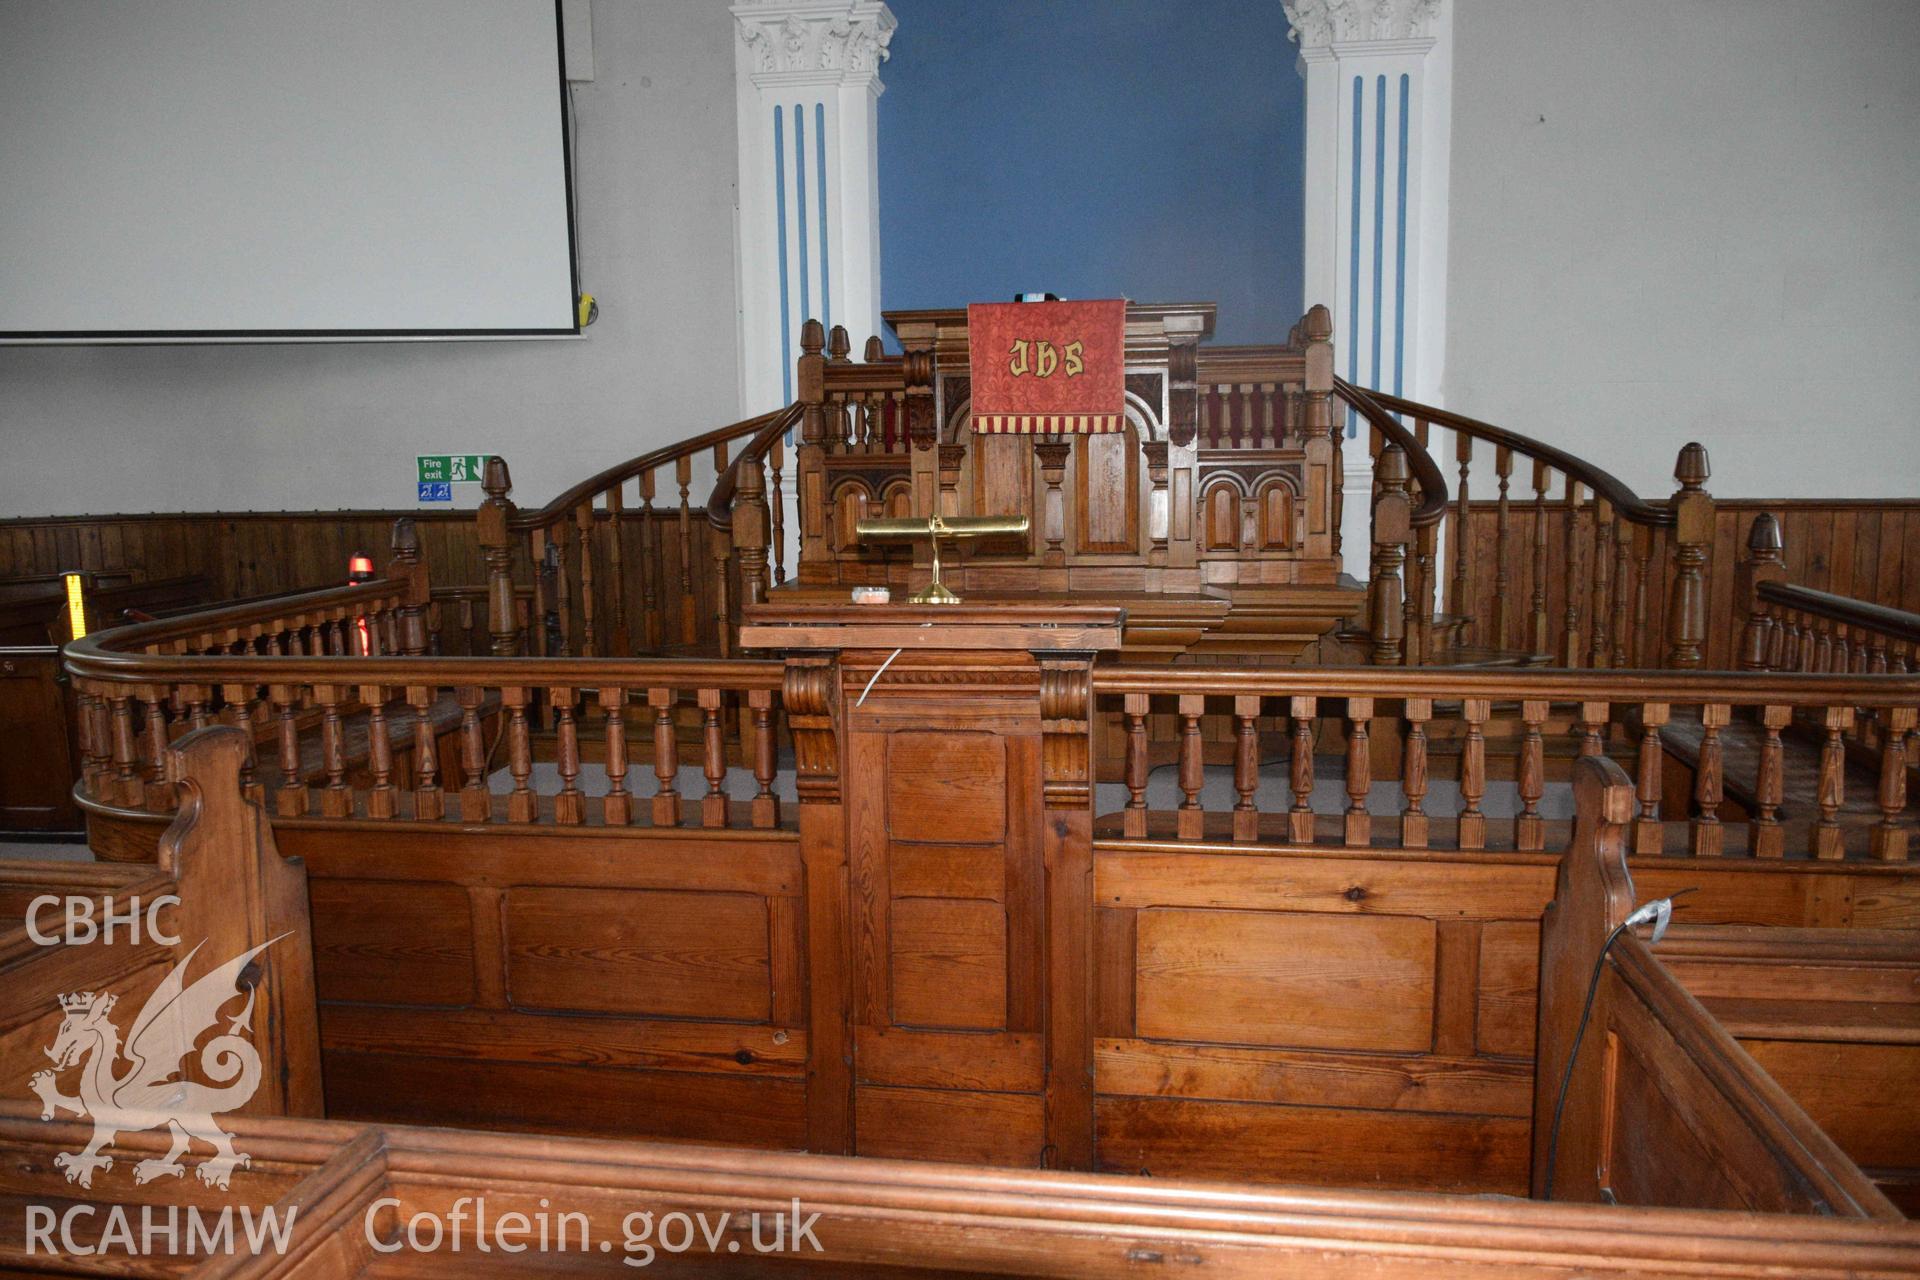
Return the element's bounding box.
[878,0,1304,346]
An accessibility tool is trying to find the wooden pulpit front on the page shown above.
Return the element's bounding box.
[740,602,1123,1168]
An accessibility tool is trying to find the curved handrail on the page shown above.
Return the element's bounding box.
[706,402,806,531]
[1358,387,1672,527]
[508,404,800,534]
[66,579,401,658]
[1335,378,1449,527]
[1758,582,1920,647]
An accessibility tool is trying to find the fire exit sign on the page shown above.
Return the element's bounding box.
[417,454,490,484]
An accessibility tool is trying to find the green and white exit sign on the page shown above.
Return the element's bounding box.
[417,454,490,484]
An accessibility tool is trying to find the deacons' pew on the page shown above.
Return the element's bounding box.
[1533,755,1900,1216]
[0,728,321,1119]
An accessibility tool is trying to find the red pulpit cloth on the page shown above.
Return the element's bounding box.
[966,299,1126,433]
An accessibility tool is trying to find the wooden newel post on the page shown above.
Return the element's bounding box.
[1663,442,1714,669]
[387,516,430,657]
[1369,444,1411,665]
[734,455,772,610]
[1736,512,1786,672]
[794,319,829,580]
[478,456,522,657]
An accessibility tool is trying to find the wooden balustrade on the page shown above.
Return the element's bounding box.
[1341,378,1448,665]
[1346,387,1715,670]
[1094,666,1920,860]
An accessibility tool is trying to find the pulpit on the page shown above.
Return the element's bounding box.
[739,600,1124,1167]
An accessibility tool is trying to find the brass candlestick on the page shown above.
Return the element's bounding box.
[853,513,1030,605]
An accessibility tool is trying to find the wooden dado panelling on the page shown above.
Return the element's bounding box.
[288,823,809,1150]
[0,511,487,601]
[1454,498,1920,669]
[1091,842,1920,1194]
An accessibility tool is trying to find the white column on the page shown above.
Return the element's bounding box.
[732,0,895,416]
[1285,0,1451,574]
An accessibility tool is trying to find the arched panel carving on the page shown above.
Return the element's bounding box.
[1201,477,1243,553]
[1256,476,1299,552]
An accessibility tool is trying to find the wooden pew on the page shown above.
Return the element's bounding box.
[1532,754,1899,1216]
[1661,924,1920,1214]
[4,1104,1918,1279]
[1,728,321,1121]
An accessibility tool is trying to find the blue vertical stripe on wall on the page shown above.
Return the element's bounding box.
[1347,75,1362,437]
[1370,75,1385,397]
[877,0,1304,347]
[795,105,811,328]
[816,103,832,336]
[775,105,792,403]
[1394,74,1409,399]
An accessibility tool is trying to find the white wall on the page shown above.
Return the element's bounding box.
[1443,0,1920,499]
[0,0,742,517]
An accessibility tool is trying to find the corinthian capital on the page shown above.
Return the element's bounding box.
[1283,0,1442,50]
[734,0,896,88]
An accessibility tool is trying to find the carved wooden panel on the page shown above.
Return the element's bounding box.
[1201,480,1240,553]
[1256,479,1297,552]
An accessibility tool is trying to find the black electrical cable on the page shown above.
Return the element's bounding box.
[1540,920,1628,1202]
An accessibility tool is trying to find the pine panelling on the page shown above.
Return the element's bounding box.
[0,511,489,599]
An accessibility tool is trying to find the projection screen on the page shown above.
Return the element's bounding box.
[0,0,576,340]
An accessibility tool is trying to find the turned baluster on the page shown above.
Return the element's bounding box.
[552,520,573,656]
[769,434,788,587]
[109,692,140,809]
[1449,433,1472,632]
[1690,703,1730,855]
[1561,479,1584,666]
[1233,695,1260,842]
[606,487,629,654]
[1516,700,1547,851]
[639,469,661,649]
[1123,693,1150,838]
[1749,705,1789,858]
[501,688,536,823]
[1589,497,1612,666]
[1402,698,1431,848]
[1633,703,1668,854]
[749,688,779,829]
[314,685,351,818]
[183,685,212,732]
[458,687,490,822]
[408,686,443,820]
[650,687,681,826]
[220,681,262,803]
[1529,460,1551,655]
[1814,706,1851,859]
[1576,702,1608,758]
[709,511,733,660]
[364,684,397,819]
[1344,697,1373,847]
[271,686,305,816]
[1289,696,1317,844]
[1415,522,1438,663]
[552,688,584,825]
[676,455,697,647]
[1458,699,1488,850]
[1871,708,1916,861]
[1633,525,1656,668]
[699,689,728,827]
[597,687,631,826]
[1610,519,1632,667]
[139,692,174,810]
[1812,617,1834,672]
[1664,443,1714,668]
[1491,446,1513,650]
[1176,694,1205,840]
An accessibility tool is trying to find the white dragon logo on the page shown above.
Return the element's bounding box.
[29,936,283,1190]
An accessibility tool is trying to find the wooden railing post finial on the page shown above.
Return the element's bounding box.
[1664,442,1714,669]
[1369,443,1411,665]
[386,516,430,656]
[478,456,522,657]
[1737,512,1786,671]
